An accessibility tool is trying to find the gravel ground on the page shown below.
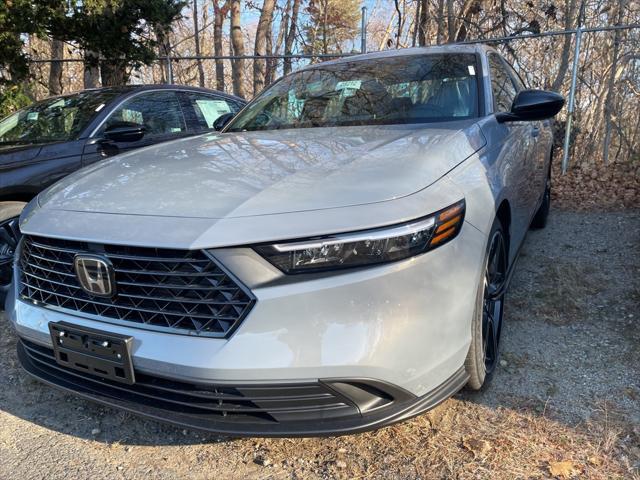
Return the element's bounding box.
[0,210,639,479]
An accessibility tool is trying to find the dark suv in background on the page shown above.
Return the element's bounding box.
[0,84,245,301]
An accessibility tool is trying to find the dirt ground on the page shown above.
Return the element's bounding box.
[0,210,639,480]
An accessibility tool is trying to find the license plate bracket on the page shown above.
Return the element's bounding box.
[48,322,135,385]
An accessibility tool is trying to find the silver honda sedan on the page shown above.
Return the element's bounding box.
[7,44,563,436]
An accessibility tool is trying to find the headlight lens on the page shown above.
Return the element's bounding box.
[255,200,465,274]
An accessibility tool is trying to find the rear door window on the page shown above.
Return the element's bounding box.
[179,92,242,132]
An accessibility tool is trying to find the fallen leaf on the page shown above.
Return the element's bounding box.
[588,456,602,466]
[462,437,491,458]
[548,460,580,478]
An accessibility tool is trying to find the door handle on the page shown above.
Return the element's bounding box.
[531,127,540,138]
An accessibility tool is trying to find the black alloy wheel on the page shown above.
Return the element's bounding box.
[481,229,507,374]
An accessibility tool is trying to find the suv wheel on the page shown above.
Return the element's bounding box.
[0,202,25,305]
[465,219,507,390]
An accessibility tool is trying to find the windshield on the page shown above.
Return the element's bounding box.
[0,90,119,145]
[227,53,480,132]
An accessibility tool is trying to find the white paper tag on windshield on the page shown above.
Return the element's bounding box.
[27,112,39,121]
[336,80,362,90]
[196,100,232,128]
[468,65,476,76]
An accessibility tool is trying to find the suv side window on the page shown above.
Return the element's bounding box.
[488,53,517,113]
[179,92,242,132]
[100,91,186,139]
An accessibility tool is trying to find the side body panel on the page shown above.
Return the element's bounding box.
[0,141,84,199]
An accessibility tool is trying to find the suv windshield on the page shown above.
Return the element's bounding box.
[227,53,479,132]
[0,90,119,145]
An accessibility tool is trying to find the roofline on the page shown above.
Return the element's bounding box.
[301,44,497,69]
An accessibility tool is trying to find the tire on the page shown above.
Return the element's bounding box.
[0,201,26,306]
[464,218,507,390]
[530,169,551,229]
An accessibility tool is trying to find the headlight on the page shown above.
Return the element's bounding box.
[254,200,465,274]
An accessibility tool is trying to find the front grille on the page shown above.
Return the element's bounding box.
[19,339,359,424]
[19,235,255,337]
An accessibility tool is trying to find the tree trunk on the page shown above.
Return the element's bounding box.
[418,0,429,46]
[602,0,625,164]
[267,0,288,86]
[253,0,276,95]
[83,50,100,88]
[100,61,127,86]
[446,0,455,43]
[213,1,230,91]
[193,0,205,87]
[550,0,579,91]
[230,0,246,98]
[322,0,329,54]
[283,0,300,75]
[48,38,64,95]
[394,0,403,48]
[436,0,445,44]
[156,24,172,84]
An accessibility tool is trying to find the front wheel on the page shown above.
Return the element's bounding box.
[464,219,507,390]
[0,202,26,306]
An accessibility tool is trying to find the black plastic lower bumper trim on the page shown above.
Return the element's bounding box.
[17,338,469,437]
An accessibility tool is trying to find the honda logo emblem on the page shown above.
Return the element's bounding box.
[74,254,116,298]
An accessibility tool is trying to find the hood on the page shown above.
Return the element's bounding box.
[39,122,485,219]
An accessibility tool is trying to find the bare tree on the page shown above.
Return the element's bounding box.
[550,0,580,91]
[283,0,301,75]
[267,0,289,85]
[436,0,445,44]
[446,0,455,42]
[230,0,246,98]
[213,0,230,91]
[48,38,64,95]
[193,0,205,87]
[393,0,403,48]
[254,0,276,94]
[602,0,626,164]
[417,0,429,46]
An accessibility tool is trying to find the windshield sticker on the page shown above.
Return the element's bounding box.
[26,112,39,121]
[468,65,476,76]
[336,80,362,90]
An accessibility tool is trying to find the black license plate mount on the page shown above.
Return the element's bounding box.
[48,321,135,385]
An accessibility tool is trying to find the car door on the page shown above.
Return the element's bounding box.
[487,53,537,250]
[177,91,243,134]
[82,90,188,165]
[501,57,549,210]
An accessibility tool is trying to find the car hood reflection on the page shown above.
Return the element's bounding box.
[39,122,484,219]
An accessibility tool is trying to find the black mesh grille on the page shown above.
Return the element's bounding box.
[18,236,255,337]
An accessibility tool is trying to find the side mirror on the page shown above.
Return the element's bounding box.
[213,113,234,131]
[103,121,146,142]
[497,89,565,123]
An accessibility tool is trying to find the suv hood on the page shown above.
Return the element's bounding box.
[39,122,484,219]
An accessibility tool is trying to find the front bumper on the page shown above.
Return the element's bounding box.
[18,338,468,436]
[8,220,486,436]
